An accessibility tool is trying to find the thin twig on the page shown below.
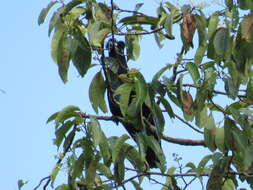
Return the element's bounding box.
[80,112,206,146]
[33,176,50,190]
[174,113,203,134]
[150,177,169,187]
[115,27,164,36]
[174,83,246,98]
[114,7,146,16]
[126,167,253,178]
[183,177,197,190]
[33,126,76,190]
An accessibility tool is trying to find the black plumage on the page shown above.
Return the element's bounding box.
[105,39,161,168]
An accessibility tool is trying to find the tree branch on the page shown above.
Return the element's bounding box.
[80,113,206,146]
[33,176,50,190]
[115,27,164,36]
[114,7,147,16]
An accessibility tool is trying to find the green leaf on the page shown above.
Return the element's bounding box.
[18,180,28,190]
[63,129,75,152]
[47,112,59,123]
[197,154,213,171]
[238,0,253,10]
[61,0,84,17]
[51,27,65,63]
[88,117,111,166]
[126,35,140,61]
[124,143,145,171]
[153,103,165,133]
[246,78,253,102]
[196,13,207,46]
[51,163,62,183]
[204,128,217,152]
[164,14,174,37]
[38,1,58,25]
[114,83,133,116]
[119,15,159,25]
[48,7,64,36]
[161,167,180,190]
[89,71,108,113]
[86,154,99,188]
[72,152,85,178]
[224,77,238,99]
[87,117,102,146]
[57,35,71,83]
[114,154,125,183]
[158,96,175,118]
[215,127,225,152]
[185,62,200,84]
[186,162,196,171]
[154,32,165,49]
[98,134,111,166]
[97,163,113,179]
[143,135,166,172]
[207,14,219,40]
[213,27,229,55]
[55,121,74,148]
[224,117,238,150]
[240,14,253,42]
[112,134,130,162]
[131,180,143,190]
[72,29,92,77]
[55,105,81,125]
[195,44,207,65]
[92,28,111,47]
[95,3,111,24]
[134,72,148,106]
[222,179,235,190]
[55,184,69,190]
[151,64,172,86]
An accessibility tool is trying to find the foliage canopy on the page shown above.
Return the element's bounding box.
[34,0,253,189]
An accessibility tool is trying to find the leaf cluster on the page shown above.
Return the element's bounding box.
[36,0,253,189]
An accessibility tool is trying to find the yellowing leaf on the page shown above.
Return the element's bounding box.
[215,128,225,152]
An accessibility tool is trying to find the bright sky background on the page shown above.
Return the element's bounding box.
[1,0,250,190]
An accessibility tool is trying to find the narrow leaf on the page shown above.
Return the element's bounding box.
[55,121,74,148]
[112,134,130,162]
[72,152,85,178]
[204,128,217,152]
[131,180,143,190]
[51,163,62,183]
[207,14,219,40]
[185,62,200,84]
[38,1,57,25]
[89,71,108,113]
[119,15,159,25]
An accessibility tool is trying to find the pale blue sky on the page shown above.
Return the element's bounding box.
[2,0,247,190]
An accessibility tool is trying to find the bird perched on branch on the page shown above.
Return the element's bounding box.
[104,39,162,168]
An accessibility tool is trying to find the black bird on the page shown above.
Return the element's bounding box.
[105,39,161,168]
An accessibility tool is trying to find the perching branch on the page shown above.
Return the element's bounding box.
[80,112,206,146]
[115,27,164,36]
